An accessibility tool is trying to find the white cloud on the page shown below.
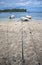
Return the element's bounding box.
[16,2,25,6]
[0,0,42,7]
[0,1,5,4]
[16,0,42,6]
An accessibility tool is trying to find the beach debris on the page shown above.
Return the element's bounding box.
[9,15,15,19]
[30,31,31,34]
[21,17,29,21]
[38,63,41,65]
[26,15,32,19]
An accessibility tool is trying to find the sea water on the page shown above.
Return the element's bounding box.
[0,7,42,21]
[0,12,42,21]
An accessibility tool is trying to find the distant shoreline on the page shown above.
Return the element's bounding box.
[0,8,26,12]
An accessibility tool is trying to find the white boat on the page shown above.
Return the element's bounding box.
[9,15,15,19]
[21,17,29,21]
[26,16,32,19]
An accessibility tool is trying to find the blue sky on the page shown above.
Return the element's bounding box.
[0,0,42,9]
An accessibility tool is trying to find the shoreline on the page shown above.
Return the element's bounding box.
[0,18,42,23]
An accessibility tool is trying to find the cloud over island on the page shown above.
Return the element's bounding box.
[0,0,42,9]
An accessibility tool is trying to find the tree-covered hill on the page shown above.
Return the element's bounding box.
[0,9,26,12]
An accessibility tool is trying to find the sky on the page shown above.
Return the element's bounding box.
[0,0,42,9]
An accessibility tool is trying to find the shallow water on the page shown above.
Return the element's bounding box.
[0,12,42,21]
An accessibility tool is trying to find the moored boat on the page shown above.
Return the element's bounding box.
[26,16,32,19]
[21,17,29,21]
[9,15,15,19]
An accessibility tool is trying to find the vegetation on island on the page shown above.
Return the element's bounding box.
[0,9,26,12]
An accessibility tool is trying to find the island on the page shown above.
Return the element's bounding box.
[0,8,26,12]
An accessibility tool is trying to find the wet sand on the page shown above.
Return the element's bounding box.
[0,19,42,65]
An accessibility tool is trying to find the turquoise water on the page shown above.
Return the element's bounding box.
[0,12,42,21]
[0,7,42,21]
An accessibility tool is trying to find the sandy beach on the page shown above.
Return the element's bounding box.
[0,19,42,65]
